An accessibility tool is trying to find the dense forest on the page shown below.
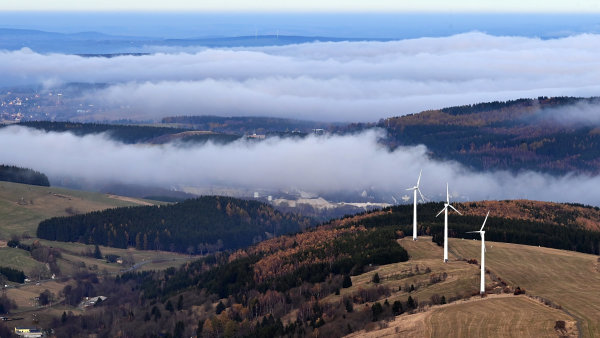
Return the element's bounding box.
[0,266,25,283]
[162,115,331,134]
[0,164,49,186]
[37,196,314,254]
[10,121,189,144]
[379,96,600,174]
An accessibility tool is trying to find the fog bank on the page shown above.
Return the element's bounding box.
[1,125,599,206]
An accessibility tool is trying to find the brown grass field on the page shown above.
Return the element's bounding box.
[449,238,600,337]
[345,236,592,338]
[349,296,576,338]
[322,237,482,310]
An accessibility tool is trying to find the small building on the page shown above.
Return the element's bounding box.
[78,296,107,309]
[14,327,43,338]
[247,133,265,139]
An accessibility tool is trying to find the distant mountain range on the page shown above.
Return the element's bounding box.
[0,28,389,54]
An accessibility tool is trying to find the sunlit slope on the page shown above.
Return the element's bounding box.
[347,237,584,338]
[349,296,574,338]
[450,238,600,337]
[0,180,156,238]
[426,296,574,338]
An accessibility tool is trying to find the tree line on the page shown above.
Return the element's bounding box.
[0,164,49,186]
[348,203,600,255]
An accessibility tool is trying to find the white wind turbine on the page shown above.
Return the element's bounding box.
[436,183,462,263]
[467,211,490,295]
[406,170,427,241]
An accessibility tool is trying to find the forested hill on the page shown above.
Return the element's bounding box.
[0,164,50,186]
[11,121,189,144]
[161,115,332,134]
[379,96,600,174]
[342,201,600,255]
[37,196,314,253]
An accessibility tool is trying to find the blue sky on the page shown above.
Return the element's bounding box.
[1,12,599,38]
[2,0,600,12]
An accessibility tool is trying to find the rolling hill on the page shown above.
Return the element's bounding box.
[0,181,196,280]
[0,180,154,239]
[36,195,315,253]
[378,96,600,175]
[31,200,600,337]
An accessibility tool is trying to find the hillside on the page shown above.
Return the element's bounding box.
[355,202,600,255]
[358,237,597,337]
[0,180,154,239]
[0,181,198,315]
[379,96,600,174]
[37,196,315,253]
[161,115,332,134]
[31,203,600,337]
[456,199,600,232]
[7,121,190,144]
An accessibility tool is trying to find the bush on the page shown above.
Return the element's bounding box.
[342,275,352,288]
[392,301,403,315]
[371,302,383,321]
[514,286,526,295]
[407,296,416,310]
[372,273,380,284]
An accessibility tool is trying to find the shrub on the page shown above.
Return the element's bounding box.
[371,302,383,321]
[342,275,352,288]
[392,301,403,315]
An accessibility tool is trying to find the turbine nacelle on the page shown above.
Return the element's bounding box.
[436,183,462,217]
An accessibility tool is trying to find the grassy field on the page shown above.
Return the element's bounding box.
[427,296,575,337]
[0,181,195,286]
[350,296,575,337]
[344,236,588,338]
[450,238,600,337]
[5,280,72,311]
[0,180,156,238]
[0,246,46,276]
[322,237,482,313]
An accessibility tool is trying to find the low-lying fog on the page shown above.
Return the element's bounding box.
[2,125,599,206]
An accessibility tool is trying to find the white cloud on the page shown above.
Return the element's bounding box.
[1,125,600,206]
[2,33,600,121]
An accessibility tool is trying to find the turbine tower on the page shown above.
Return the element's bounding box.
[406,170,426,241]
[467,211,490,295]
[436,183,462,263]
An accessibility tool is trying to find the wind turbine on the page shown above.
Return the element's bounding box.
[406,170,426,241]
[467,211,490,295]
[436,183,462,263]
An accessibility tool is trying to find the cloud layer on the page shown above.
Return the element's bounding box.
[2,125,600,206]
[2,33,600,121]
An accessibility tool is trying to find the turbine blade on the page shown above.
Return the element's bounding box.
[435,207,446,218]
[480,211,490,231]
[416,170,422,187]
[448,204,462,215]
[417,188,427,202]
[446,183,449,203]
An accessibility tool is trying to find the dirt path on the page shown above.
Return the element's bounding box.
[105,194,154,206]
